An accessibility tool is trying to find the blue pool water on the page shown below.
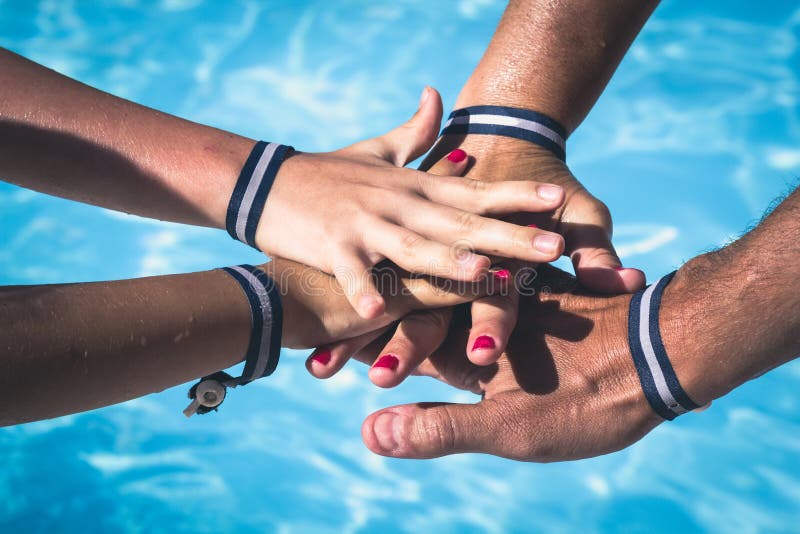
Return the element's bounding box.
[1,0,800,532]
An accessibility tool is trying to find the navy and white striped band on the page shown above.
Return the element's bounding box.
[226,141,293,249]
[628,271,699,420]
[440,105,567,161]
[220,264,283,385]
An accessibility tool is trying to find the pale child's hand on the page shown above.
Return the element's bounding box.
[256,87,567,319]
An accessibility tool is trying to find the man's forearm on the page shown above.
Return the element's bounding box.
[0,47,254,228]
[663,187,800,405]
[456,0,660,134]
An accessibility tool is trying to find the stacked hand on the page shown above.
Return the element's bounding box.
[308,131,646,384]
[258,88,567,319]
[357,266,660,461]
[417,135,647,365]
[294,108,660,462]
[6,0,796,460]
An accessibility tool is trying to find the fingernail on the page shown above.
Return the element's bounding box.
[527,224,538,228]
[373,355,399,370]
[374,412,400,450]
[612,266,625,271]
[493,269,510,281]
[418,86,430,108]
[534,234,561,254]
[310,349,331,365]
[472,335,496,351]
[447,148,467,163]
[537,184,563,201]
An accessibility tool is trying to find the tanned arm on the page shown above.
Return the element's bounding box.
[359,186,800,460]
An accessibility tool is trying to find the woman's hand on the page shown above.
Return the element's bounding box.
[416,135,647,366]
[256,88,567,319]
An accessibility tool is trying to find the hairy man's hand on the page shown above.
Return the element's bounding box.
[358,266,669,461]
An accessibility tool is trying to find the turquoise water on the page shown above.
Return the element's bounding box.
[1,0,800,532]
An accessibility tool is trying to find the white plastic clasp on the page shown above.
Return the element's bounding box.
[183,379,227,417]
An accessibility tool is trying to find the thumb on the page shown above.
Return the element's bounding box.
[362,402,495,458]
[348,86,443,167]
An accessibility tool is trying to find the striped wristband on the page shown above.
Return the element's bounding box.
[226,141,293,250]
[184,264,283,417]
[628,271,699,420]
[440,105,567,161]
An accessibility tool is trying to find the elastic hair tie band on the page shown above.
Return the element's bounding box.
[183,264,283,417]
[226,141,293,249]
[440,105,567,161]
[627,271,699,420]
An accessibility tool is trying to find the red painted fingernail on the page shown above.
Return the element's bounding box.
[612,266,625,271]
[373,355,399,370]
[493,269,511,281]
[472,335,496,351]
[311,349,331,365]
[447,149,467,163]
[527,224,538,228]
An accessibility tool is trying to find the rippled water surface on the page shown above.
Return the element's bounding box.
[1,1,799,532]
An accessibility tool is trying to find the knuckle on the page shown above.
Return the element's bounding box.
[512,225,534,249]
[525,181,544,198]
[590,198,613,227]
[415,408,457,453]
[383,338,414,361]
[409,309,449,331]
[453,210,479,234]
[413,171,434,197]
[482,295,518,318]
[459,365,495,394]
[467,179,487,193]
[417,174,461,204]
[473,191,495,215]
[497,401,544,460]
[397,231,424,257]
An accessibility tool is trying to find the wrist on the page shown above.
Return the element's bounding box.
[425,134,567,182]
[658,254,759,406]
[223,141,294,252]
[204,134,259,230]
[454,84,575,136]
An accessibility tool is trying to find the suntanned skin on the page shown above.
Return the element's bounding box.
[0,49,568,318]
[0,129,491,428]
[660,190,800,405]
[0,258,499,427]
[321,0,660,377]
[454,0,660,134]
[0,48,252,228]
[430,0,661,363]
[358,187,800,460]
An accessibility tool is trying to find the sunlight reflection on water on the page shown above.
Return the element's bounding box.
[1,1,799,532]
